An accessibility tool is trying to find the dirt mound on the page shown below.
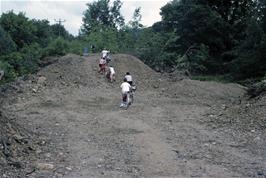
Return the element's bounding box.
[0,53,265,177]
[0,111,38,177]
[38,54,97,88]
[247,80,266,98]
[161,79,246,105]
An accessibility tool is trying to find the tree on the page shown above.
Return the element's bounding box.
[0,11,37,49]
[0,25,16,55]
[50,24,73,40]
[128,7,143,29]
[32,19,51,47]
[81,0,124,34]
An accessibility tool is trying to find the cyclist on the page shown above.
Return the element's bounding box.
[120,78,131,107]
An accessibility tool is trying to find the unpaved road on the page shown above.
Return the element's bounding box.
[1,54,265,177]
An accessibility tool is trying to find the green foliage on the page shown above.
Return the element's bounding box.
[0,11,37,49]
[18,43,41,75]
[43,38,69,57]
[0,25,16,55]
[1,43,41,76]
[67,40,85,55]
[84,27,120,53]
[0,61,16,83]
[31,19,52,47]
[176,44,209,74]
[50,24,73,40]
[229,20,266,79]
[81,0,124,34]
[128,7,143,30]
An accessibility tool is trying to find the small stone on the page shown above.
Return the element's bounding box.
[66,167,72,171]
[251,129,255,133]
[32,88,37,93]
[153,84,159,89]
[204,143,209,147]
[37,76,46,85]
[41,140,46,145]
[222,104,227,110]
[36,163,55,170]
[45,153,52,158]
[254,136,260,141]
[36,149,42,154]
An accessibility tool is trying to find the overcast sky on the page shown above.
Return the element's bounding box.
[0,0,169,36]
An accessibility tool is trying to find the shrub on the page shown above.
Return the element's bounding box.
[43,37,69,57]
[0,25,16,55]
[0,43,41,76]
[0,60,17,83]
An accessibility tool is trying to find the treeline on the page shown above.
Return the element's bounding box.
[1,0,266,83]
[148,0,266,81]
[79,0,266,82]
[0,11,80,83]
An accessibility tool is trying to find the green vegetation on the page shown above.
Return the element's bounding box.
[0,11,73,83]
[1,0,266,84]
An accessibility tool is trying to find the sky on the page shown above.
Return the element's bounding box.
[0,0,169,36]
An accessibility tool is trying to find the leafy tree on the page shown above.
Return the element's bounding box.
[0,25,16,55]
[43,37,69,56]
[0,11,37,49]
[128,7,143,29]
[229,19,266,79]
[32,19,51,47]
[0,43,41,77]
[50,24,73,40]
[0,60,16,83]
[81,0,124,34]
[84,26,120,52]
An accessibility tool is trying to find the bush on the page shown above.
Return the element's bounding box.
[84,27,120,53]
[43,37,69,57]
[68,40,85,55]
[176,44,209,74]
[0,43,41,76]
[0,60,17,83]
[18,43,41,74]
[0,25,16,55]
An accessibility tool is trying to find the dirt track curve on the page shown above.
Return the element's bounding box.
[1,54,265,178]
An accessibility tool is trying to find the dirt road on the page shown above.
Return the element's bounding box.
[1,54,265,177]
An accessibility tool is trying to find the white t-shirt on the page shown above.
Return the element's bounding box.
[99,58,106,64]
[109,67,115,75]
[120,82,131,94]
[125,75,132,82]
[102,50,109,58]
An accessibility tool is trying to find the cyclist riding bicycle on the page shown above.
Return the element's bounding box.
[98,57,107,74]
[120,78,131,108]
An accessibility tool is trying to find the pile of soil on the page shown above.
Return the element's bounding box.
[0,110,38,177]
[0,53,265,177]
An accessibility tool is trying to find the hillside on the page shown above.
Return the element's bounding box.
[0,54,265,178]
